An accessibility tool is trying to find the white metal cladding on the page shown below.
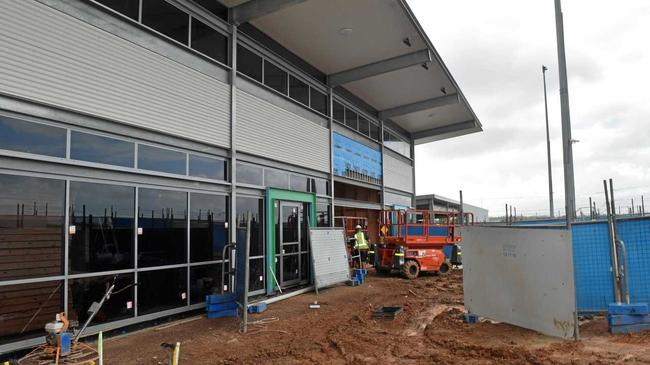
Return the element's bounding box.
[309,228,351,289]
[384,152,413,193]
[462,226,577,340]
[236,90,330,172]
[0,1,231,148]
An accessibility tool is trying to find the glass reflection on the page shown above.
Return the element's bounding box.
[138,268,187,314]
[190,193,228,262]
[68,274,134,325]
[0,281,63,342]
[190,264,222,304]
[0,174,65,280]
[138,144,186,175]
[138,188,187,267]
[69,182,135,273]
[0,116,66,157]
[70,131,134,167]
[188,154,226,180]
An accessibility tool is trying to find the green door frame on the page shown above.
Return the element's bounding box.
[265,188,316,295]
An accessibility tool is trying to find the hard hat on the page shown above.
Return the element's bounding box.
[355,225,362,229]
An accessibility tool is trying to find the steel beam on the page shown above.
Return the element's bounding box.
[411,119,475,140]
[231,0,308,24]
[327,49,431,87]
[378,93,459,120]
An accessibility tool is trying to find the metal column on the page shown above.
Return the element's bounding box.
[554,0,577,224]
[410,137,416,208]
[228,23,239,291]
[380,120,386,209]
[328,88,335,225]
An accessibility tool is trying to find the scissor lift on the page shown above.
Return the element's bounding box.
[375,209,466,279]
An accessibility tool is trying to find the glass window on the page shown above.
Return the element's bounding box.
[316,203,330,227]
[384,131,411,157]
[313,178,330,196]
[345,108,358,130]
[300,252,310,281]
[68,274,134,326]
[289,76,309,106]
[333,101,344,124]
[190,18,227,64]
[369,123,380,141]
[68,182,134,274]
[94,0,140,20]
[137,188,187,267]
[141,0,189,44]
[236,163,263,186]
[264,60,288,95]
[138,267,187,314]
[237,45,263,82]
[358,116,370,136]
[138,144,186,175]
[290,175,309,192]
[237,197,264,257]
[189,154,226,180]
[0,174,65,280]
[264,169,289,189]
[192,0,228,20]
[310,88,328,115]
[249,257,265,292]
[0,281,63,343]
[190,193,228,262]
[190,264,223,304]
[70,131,135,167]
[0,116,66,158]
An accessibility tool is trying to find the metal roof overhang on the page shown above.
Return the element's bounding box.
[222,0,482,144]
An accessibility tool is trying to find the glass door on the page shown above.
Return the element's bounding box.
[278,202,302,286]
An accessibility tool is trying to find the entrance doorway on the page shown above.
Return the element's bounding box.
[275,201,310,287]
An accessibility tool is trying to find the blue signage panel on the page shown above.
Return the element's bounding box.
[333,132,382,184]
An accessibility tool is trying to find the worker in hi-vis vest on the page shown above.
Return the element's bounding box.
[353,225,370,265]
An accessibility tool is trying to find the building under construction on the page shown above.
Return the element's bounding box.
[0,0,481,353]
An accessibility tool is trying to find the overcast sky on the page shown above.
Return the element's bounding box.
[411,0,650,218]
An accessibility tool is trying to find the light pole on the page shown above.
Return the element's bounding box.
[554,0,577,224]
[542,65,554,218]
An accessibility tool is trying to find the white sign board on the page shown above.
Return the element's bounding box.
[309,227,350,289]
[462,226,577,339]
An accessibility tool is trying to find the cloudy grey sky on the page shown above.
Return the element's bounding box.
[411,0,650,218]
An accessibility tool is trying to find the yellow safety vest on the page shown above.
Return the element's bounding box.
[354,231,369,250]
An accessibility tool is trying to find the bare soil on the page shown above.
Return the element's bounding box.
[104,270,650,364]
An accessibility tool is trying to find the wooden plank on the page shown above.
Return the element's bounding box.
[0,253,62,264]
[0,260,61,270]
[0,283,62,298]
[1,247,62,256]
[1,303,61,317]
[0,235,63,243]
[0,241,63,249]
[0,266,61,279]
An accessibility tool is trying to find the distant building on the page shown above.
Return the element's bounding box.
[416,194,489,223]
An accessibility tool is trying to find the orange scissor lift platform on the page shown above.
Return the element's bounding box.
[375,209,467,279]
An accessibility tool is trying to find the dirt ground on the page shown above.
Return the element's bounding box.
[104,270,650,364]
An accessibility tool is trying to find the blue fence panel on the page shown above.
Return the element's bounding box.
[572,222,614,312]
[617,219,650,305]
[572,217,650,312]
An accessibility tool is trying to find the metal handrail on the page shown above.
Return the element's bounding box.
[220,242,237,295]
[616,239,630,304]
